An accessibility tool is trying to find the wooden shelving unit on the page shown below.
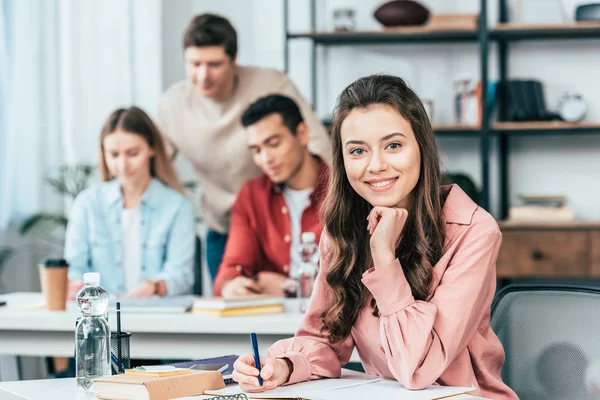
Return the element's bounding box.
[499,220,600,230]
[492,22,600,40]
[288,27,478,44]
[493,121,600,135]
[284,0,600,218]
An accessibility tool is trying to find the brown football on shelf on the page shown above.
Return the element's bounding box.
[374,0,430,27]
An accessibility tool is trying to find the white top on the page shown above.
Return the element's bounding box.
[283,187,312,278]
[121,207,141,292]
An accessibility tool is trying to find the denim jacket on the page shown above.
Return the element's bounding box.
[64,178,195,295]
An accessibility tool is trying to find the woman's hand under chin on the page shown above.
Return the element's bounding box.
[367,206,408,267]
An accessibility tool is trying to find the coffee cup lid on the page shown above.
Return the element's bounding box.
[40,258,69,267]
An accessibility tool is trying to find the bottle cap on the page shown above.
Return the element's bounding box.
[301,232,316,244]
[83,272,101,284]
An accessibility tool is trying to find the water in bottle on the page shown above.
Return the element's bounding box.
[75,272,111,392]
[298,232,319,313]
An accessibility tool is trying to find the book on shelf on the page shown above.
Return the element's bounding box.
[92,370,224,400]
[518,194,567,207]
[509,205,575,222]
[510,193,574,222]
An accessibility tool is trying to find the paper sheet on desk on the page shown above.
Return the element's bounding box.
[203,376,475,400]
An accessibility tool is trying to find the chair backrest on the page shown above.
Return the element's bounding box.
[193,236,203,296]
[491,284,600,400]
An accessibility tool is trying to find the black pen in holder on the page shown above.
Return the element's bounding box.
[111,302,132,374]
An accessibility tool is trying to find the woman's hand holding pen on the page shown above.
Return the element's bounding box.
[233,354,291,392]
[367,206,408,267]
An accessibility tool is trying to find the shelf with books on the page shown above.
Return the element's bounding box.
[492,121,600,135]
[492,22,600,41]
[285,0,598,222]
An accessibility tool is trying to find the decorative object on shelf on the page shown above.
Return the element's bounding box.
[441,172,481,206]
[496,80,562,122]
[513,0,566,24]
[333,8,356,32]
[453,78,481,126]
[373,0,429,27]
[556,92,587,122]
[509,194,575,222]
[422,100,434,122]
[575,3,600,21]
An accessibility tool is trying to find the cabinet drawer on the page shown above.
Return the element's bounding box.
[497,230,588,278]
[589,231,600,277]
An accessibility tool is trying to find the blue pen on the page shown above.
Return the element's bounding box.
[111,352,125,373]
[250,333,263,386]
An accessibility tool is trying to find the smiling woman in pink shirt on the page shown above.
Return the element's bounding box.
[232,75,518,399]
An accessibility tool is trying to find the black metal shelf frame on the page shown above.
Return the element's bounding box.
[283,0,600,217]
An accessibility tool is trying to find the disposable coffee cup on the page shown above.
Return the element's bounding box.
[39,258,69,311]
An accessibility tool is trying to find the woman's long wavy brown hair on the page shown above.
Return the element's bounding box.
[99,106,183,193]
[321,74,446,343]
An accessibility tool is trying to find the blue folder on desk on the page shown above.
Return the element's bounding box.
[165,354,239,384]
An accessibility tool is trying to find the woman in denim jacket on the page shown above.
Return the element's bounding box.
[65,107,195,299]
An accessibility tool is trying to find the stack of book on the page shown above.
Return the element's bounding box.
[508,194,575,222]
[192,295,285,317]
[92,367,224,400]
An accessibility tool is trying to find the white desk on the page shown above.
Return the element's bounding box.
[0,292,305,361]
[0,377,487,400]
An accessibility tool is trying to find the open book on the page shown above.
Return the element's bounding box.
[203,373,475,400]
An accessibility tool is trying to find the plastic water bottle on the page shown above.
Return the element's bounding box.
[298,232,319,313]
[75,272,111,392]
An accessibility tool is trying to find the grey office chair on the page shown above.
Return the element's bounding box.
[491,284,600,400]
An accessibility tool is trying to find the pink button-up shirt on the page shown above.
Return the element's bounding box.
[266,184,518,399]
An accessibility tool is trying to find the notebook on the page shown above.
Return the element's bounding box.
[109,296,194,313]
[204,375,476,400]
[125,365,191,377]
[165,354,239,384]
[193,295,284,311]
[193,304,285,317]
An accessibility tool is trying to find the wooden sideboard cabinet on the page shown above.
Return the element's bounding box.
[497,222,600,278]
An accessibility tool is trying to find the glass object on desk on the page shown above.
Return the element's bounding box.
[299,232,319,313]
[75,272,111,393]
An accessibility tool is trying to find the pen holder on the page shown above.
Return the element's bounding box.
[111,331,132,374]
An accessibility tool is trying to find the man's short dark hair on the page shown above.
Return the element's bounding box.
[241,95,304,135]
[182,14,237,60]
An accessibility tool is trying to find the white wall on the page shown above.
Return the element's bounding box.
[162,0,600,220]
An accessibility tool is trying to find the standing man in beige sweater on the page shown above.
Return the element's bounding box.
[157,14,331,282]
